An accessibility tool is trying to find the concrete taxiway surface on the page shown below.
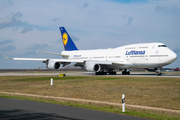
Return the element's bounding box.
[0,71,180,78]
[0,98,148,120]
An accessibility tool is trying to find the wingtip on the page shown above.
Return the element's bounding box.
[2,54,13,59]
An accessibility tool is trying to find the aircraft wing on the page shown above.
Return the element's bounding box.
[3,54,84,63]
[3,51,69,61]
[3,54,131,65]
[3,54,47,61]
[3,54,132,70]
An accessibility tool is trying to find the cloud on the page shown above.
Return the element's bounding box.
[0,39,15,51]
[155,5,180,13]
[2,0,13,7]
[83,3,89,8]
[51,39,61,44]
[0,12,46,33]
[107,0,151,4]
[127,17,133,25]
[21,26,34,33]
[70,34,80,41]
[0,12,26,29]
[21,26,42,34]
[122,15,134,25]
[23,43,49,56]
[155,6,163,12]
[26,43,49,50]
[52,17,60,22]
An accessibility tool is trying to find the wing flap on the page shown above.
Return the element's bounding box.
[37,51,69,57]
[112,61,132,66]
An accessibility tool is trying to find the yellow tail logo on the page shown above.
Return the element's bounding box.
[63,33,68,46]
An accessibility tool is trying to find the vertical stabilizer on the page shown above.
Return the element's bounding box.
[59,27,78,51]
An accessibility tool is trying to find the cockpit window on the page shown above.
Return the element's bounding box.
[158,45,167,47]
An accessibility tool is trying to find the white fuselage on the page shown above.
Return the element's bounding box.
[61,42,177,69]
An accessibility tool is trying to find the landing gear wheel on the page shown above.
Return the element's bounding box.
[109,71,116,75]
[156,71,162,76]
[122,70,130,75]
[113,71,116,75]
[95,72,107,75]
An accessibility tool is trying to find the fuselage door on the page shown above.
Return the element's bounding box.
[126,55,129,61]
[145,50,149,60]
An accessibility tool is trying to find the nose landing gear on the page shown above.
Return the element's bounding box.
[156,70,162,76]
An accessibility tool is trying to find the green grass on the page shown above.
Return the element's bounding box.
[0,94,179,120]
[12,76,85,82]
[0,76,180,119]
[98,77,125,80]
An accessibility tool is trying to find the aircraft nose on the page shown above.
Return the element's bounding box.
[170,51,177,62]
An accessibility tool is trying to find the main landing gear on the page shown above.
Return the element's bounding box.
[109,70,116,75]
[122,69,130,75]
[95,70,116,75]
[95,72,107,75]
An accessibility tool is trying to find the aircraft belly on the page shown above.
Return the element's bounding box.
[105,64,133,69]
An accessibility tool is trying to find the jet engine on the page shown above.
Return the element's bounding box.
[85,62,101,72]
[47,60,61,70]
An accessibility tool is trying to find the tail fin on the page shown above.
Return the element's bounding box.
[59,27,78,51]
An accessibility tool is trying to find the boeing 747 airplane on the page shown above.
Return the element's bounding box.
[3,27,177,76]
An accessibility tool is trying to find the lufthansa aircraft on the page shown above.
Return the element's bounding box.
[3,27,177,76]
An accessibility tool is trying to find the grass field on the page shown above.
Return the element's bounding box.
[163,71,180,75]
[0,76,180,119]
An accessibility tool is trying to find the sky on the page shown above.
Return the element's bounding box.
[0,0,180,69]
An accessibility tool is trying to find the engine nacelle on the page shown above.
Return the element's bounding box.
[47,60,61,70]
[85,62,101,72]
